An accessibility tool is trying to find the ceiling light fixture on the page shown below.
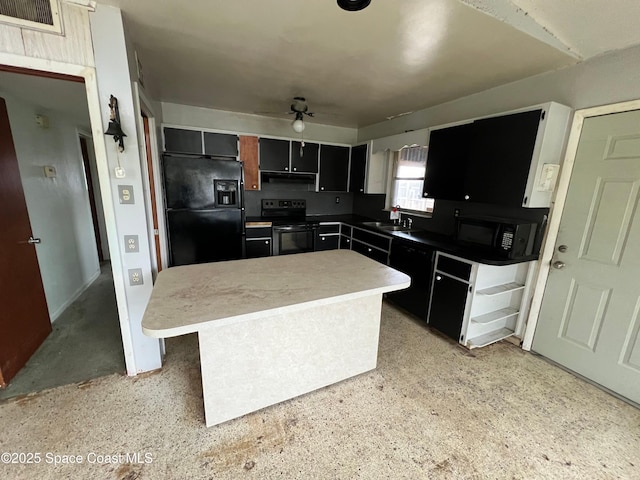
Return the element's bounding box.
[337,0,371,11]
[292,112,305,133]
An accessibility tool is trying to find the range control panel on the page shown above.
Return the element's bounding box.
[261,199,307,219]
[261,199,306,210]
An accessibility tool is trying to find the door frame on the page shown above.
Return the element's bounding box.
[523,98,640,350]
[0,54,137,374]
[132,82,168,278]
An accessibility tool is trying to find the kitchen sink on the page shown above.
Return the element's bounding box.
[361,221,416,233]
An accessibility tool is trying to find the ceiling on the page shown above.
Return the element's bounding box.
[96,0,639,128]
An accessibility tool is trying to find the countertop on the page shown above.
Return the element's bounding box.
[142,249,410,338]
[260,214,539,265]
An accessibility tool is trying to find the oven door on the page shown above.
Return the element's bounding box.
[273,225,315,255]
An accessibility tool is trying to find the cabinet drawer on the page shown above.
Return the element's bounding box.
[352,227,391,251]
[316,234,339,251]
[317,223,340,234]
[246,238,272,258]
[352,240,388,264]
[246,226,272,238]
[436,255,472,281]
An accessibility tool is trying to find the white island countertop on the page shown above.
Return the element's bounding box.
[142,249,411,338]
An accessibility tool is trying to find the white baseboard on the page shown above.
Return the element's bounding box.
[49,268,101,323]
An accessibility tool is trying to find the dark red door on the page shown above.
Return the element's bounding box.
[0,97,52,387]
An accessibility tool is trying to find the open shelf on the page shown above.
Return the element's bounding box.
[471,307,519,325]
[467,327,515,349]
[476,282,524,296]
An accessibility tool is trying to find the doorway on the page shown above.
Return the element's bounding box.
[531,104,640,405]
[0,69,125,399]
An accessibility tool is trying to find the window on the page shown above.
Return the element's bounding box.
[389,145,435,214]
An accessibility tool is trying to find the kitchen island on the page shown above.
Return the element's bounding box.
[142,249,410,426]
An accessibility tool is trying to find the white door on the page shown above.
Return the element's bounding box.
[532,108,640,404]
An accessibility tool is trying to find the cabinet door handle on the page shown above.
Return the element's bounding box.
[293,167,297,171]
[368,248,372,252]
[464,195,470,200]
[360,188,364,192]
[265,240,269,244]
[436,275,442,281]
[320,187,325,191]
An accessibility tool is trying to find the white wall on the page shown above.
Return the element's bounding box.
[90,5,162,373]
[358,43,640,141]
[3,92,100,321]
[162,102,358,145]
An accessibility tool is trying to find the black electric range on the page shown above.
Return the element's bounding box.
[261,199,319,255]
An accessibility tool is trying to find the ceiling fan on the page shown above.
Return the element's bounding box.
[288,97,314,133]
[257,96,315,133]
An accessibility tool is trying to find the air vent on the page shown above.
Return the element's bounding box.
[0,0,61,33]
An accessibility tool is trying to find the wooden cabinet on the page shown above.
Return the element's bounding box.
[422,123,472,201]
[204,132,238,157]
[291,142,319,173]
[421,102,571,208]
[427,252,535,348]
[163,127,202,154]
[349,144,367,193]
[319,145,350,192]
[259,138,290,171]
[240,136,259,190]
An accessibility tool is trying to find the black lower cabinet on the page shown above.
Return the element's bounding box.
[245,238,271,258]
[387,241,434,321]
[315,234,339,251]
[351,241,388,264]
[427,273,469,342]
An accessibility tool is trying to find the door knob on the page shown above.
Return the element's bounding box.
[552,261,566,269]
[558,245,568,253]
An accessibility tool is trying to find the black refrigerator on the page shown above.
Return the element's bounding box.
[163,154,245,266]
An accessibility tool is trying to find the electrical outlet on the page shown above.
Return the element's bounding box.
[124,235,139,253]
[454,208,461,217]
[118,185,135,204]
[128,268,143,286]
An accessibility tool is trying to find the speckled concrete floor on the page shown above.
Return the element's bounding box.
[0,302,638,479]
[0,263,124,400]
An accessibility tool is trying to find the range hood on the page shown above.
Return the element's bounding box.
[260,171,317,185]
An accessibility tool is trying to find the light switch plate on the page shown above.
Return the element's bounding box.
[118,185,135,204]
[124,235,139,253]
[128,268,143,286]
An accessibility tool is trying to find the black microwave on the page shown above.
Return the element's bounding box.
[454,215,539,259]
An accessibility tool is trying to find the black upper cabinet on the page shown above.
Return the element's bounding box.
[319,145,350,192]
[259,138,290,171]
[204,132,238,157]
[463,109,542,206]
[291,141,319,173]
[349,144,367,193]
[164,127,202,154]
[422,123,473,201]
